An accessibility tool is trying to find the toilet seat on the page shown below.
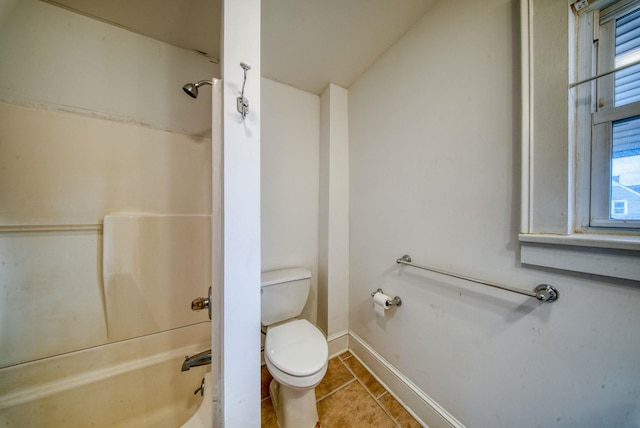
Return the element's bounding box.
[265,355,328,390]
[265,319,328,389]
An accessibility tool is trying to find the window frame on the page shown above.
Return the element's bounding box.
[519,0,640,281]
[587,2,640,229]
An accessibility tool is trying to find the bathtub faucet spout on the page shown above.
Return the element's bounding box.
[181,349,211,371]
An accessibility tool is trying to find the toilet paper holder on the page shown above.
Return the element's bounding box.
[371,289,402,307]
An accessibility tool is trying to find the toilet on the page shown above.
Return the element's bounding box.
[261,268,328,428]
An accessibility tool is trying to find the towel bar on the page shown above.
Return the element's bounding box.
[396,255,558,302]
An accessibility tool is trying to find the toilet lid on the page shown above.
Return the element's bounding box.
[265,319,328,377]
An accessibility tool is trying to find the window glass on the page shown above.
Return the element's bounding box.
[614,7,640,107]
[611,116,640,219]
[610,7,640,220]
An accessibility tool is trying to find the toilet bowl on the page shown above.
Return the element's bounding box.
[261,269,328,428]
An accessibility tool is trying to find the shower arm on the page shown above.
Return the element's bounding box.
[194,80,212,88]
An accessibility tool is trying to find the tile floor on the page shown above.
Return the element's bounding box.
[261,351,422,427]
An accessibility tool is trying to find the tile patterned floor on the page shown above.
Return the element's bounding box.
[261,351,422,427]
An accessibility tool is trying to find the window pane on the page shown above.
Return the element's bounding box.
[611,116,640,219]
[615,7,640,106]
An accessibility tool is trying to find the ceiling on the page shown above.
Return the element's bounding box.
[43,0,437,94]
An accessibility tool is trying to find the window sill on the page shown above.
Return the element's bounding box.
[519,233,640,281]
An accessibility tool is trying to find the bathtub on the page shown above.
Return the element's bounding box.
[181,372,213,427]
[0,324,212,428]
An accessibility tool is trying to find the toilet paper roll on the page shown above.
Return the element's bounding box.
[373,291,391,317]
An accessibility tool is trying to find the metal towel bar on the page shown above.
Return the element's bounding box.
[396,255,559,302]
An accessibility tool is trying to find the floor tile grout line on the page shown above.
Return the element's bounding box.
[373,390,405,427]
[315,377,358,402]
[340,355,385,400]
[314,353,358,402]
[338,356,402,427]
[343,354,410,427]
[262,353,413,428]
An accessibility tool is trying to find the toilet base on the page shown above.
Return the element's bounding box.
[269,379,319,428]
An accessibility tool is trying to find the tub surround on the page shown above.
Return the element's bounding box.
[0,103,213,366]
[102,214,211,341]
[0,2,217,426]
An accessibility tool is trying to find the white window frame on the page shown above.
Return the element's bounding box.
[587,1,640,229]
[519,0,640,281]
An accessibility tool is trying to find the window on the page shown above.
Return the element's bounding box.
[519,0,640,281]
[612,199,629,215]
[576,0,640,228]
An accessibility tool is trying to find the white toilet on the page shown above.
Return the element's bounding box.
[261,268,328,428]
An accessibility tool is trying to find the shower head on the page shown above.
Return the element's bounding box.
[182,79,212,99]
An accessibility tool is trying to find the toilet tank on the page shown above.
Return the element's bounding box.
[261,268,311,326]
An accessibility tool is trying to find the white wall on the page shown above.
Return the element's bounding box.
[348,0,640,427]
[219,0,261,425]
[318,84,350,341]
[261,78,320,323]
[260,79,352,348]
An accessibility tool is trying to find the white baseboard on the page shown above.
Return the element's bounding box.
[348,330,464,428]
[327,329,349,358]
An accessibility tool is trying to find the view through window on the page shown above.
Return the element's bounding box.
[611,6,640,220]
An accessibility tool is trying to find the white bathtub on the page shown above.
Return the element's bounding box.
[0,324,211,428]
[181,372,213,428]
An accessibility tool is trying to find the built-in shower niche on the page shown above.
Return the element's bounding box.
[102,214,211,341]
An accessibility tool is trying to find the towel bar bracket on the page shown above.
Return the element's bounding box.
[534,284,559,302]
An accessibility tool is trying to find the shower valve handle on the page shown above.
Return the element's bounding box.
[191,297,209,310]
[191,287,212,320]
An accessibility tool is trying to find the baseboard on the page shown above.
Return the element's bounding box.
[326,329,349,359]
[348,330,464,428]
